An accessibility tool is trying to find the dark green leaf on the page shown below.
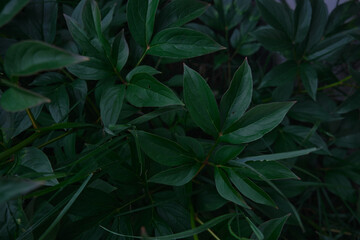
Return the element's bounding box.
[4,40,89,77]
[299,63,317,100]
[252,26,292,52]
[294,0,312,43]
[112,31,129,72]
[148,28,224,59]
[156,0,208,31]
[17,147,58,186]
[228,169,276,207]
[0,0,29,27]
[0,178,42,203]
[0,85,50,112]
[126,65,161,82]
[254,214,290,240]
[100,85,125,127]
[183,65,220,137]
[127,0,159,47]
[101,213,233,239]
[213,145,245,164]
[214,167,250,209]
[306,0,328,50]
[221,102,295,144]
[66,57,114,80]
[233,161,299,180]
[246,217,264,240]
[337,91,360,114]
[220,60,253,131]
[48,85,70,123]
[232,148,317,163]
[132,131,194,166]
[256,0,293,37]
[259,61,298,88]
[149,164,201,186]
[126,73,183,107]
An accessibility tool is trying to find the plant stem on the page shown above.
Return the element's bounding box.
[195,216,221,240]
[26,108,39,129]
[190,202,199,240]
[37,130,73,149]
[0,132,42,163]
[136,46,150,67]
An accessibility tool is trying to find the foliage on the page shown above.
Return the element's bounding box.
[0,0,359,239]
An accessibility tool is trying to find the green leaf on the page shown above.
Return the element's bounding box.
[183,65,220,137]
[232,161,299,180]
[126,65,161,82]
[100,85,125,127]
[221,102,295,144]
[246,217,264,240]
[252,26,292,52]
[213,145,245,164]
[112,31,129,72]
[0,85,50,112]
[306,0,328,50]
[129,105,183,125]
[66,57,114,80]
[0,178,42,203]
[4,40,89,77]
[149,164,201,186]
[294,0,312,43]
[259,61,298,88]
[337,91,360,114]
[156,0,208,31]
[17,147,58,186]
[132,131,194,166]
[299,63,317,101]
[0,0,29,27]
[228,169,276,208]
[126,73,183,107]
[232,148,317,163]
[38,173,92,240]
[256,0,293,37]
[148,28,224,59]
[48,85,70,123]
[253,214,290,240]
[101,213,233,239]
[214,167,250,209]
[220,60,253,131]
[127,0,159,47]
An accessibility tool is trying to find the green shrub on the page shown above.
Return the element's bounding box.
[0,0,359,239]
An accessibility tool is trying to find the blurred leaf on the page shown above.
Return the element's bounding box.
[306,0,328,50]
[252,26,292,52]
[4,40,88,77]
[0,84,50,112]
[0,178,41,203]
[127,0,159,47]
[256,0,293,36]
[148,28,224,59]
[220,60,253,131]
[101,213,233,239]
[149,164,200,186]
[337,91,360,114]
[0,0,29,27]
[183,65,220,137]
[214,167,250,209]
[246,217,264,240]
[126,73,183,107]
[132,131,194,166]
[294,0,312,43]
[221,102,295,144]
[156,0,208,31]
[259,61,297,88]
[335,133,360,149]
